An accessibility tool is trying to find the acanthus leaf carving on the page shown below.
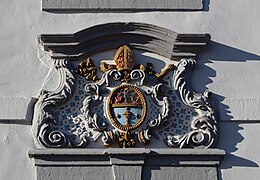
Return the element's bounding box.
[80,83,108,132]
[33,59,89,148]
[147,83,170,128]
[167,59,218,148]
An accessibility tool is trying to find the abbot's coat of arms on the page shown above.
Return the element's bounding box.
[34,45,217,149]
[77,45,174,147]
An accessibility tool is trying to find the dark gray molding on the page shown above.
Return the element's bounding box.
[30,148,224,180]
[29,148,225,166]
[42,0,204,12]
[39,22,210,61]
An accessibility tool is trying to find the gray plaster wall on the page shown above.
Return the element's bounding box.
[0,0,260,180]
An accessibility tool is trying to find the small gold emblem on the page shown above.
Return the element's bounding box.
[77,58,99,82]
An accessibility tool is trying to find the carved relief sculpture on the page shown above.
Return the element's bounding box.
[32,45,217,148]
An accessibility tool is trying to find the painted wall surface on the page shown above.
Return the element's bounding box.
[0,0,260,179]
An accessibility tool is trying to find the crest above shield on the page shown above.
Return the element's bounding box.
[114,45,135,71]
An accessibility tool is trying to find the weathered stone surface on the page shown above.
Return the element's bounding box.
[0,97,36,123]
[218,98,260,121]
[37,166,113,180]
[0,124,35,180]
[112,165,143,180]
[143,166,217,180]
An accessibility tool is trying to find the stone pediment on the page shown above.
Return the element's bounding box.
[39,22,210,61]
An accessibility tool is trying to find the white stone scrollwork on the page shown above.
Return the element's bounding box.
[33,57,218,149]
[80,83,108,131]
[102,130,119,146]
[147,84,170,128]
[167,59,218,148]
[137,129,151,144]
[130,70,145,85]
[33,59,88,148]
[104,69,145,86]
[108,70,122,82]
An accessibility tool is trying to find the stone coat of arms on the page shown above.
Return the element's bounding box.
[33,45,217,149]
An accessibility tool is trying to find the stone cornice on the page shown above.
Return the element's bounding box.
[29,148,225,166]
[42,0,204,12]
[39,22,210,61]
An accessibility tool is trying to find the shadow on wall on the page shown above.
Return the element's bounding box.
[193,41,260,180]
[193,41,260,91]
[193,40,260,121]
[203,0,210,11]
[217,122,258,180]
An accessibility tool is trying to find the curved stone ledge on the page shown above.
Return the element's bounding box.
[39,22,210,61]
